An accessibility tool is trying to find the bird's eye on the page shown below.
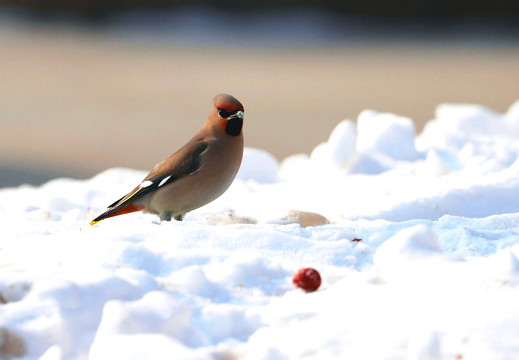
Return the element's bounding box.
[218,108,231,118]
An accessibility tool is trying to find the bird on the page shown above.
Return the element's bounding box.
[90,93,244,225]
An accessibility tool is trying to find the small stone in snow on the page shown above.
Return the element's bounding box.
[283,210,329,228]
[0,328,26,359]
[207,211,257,225]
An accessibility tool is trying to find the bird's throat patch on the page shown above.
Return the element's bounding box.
[225,118,243,136]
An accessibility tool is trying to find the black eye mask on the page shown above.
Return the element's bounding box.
[225,117,243,136]
[218,108,232,118]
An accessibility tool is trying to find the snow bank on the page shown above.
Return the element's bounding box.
[1,101,519,359]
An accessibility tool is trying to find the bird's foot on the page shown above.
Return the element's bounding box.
[159,211,172,221]
[159,212,184,221]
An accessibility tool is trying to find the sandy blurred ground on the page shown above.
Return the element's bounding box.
[1,22,519,186]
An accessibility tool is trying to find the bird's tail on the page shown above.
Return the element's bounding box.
[90,203,146,225]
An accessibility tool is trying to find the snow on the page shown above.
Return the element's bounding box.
[2,101,519,359]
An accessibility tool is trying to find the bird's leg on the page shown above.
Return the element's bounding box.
[159,211,172,221]
[174,213,184,221]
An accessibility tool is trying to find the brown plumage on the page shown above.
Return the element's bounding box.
[90,94,244,225]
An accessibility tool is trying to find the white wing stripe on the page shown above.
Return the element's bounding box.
[158,176,171,187]
[140,180,153,188]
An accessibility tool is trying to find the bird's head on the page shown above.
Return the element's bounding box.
[213,94,244,136]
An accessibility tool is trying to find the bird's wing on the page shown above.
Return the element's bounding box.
[107,139,209,209]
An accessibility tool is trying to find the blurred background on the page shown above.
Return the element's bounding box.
[1,1,518,186]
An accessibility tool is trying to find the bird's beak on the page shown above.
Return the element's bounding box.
[231,111,244,120]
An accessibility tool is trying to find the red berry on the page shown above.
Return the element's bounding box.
[292,268,321,292]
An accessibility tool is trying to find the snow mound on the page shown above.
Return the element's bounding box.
[236,147,279,183]
[2,100,519,359]
[357,109,418,161]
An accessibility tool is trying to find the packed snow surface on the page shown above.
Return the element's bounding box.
[2,101,519,359]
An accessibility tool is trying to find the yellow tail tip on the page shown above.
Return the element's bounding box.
[90,220,100,225]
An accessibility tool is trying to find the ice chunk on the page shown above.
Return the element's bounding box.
[357,109,417,160]
[434,103,501,135]
[237,148,279,183]
[310,120,356,166]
